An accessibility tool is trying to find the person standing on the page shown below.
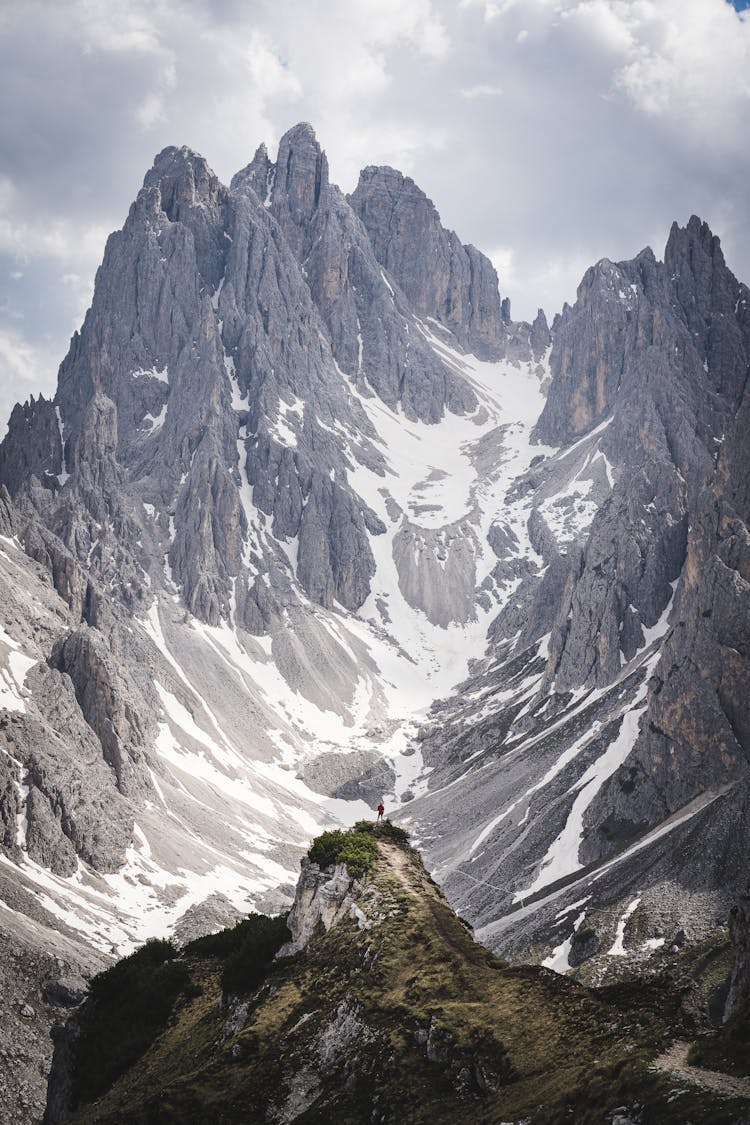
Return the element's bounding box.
[377,802,385,823]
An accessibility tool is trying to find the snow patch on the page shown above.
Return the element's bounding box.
[608,896,641,956]
[542,909,586,974]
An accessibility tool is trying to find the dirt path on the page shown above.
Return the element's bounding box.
[378,841,483,962]
[652,1040,750,1101]
[379,841,418,892]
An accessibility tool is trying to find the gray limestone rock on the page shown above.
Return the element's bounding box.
[172,894,245,947]
[301,750,395,804]
[1,663,135,873]
[350,165,506,360]
[266,125,477,424]
[24,786,78,878]
[393,517,479,628]
[279,859,364,957]
[726,891,750,1019]
[0,754,20,857]
[0,396,62,498]
[50,627,152,796]
[42,975,88,1009]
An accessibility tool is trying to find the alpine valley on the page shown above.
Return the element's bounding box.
[1,123,750,1122]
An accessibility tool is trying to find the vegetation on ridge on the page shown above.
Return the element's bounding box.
[307,820,408,879]
[61,837,750,1125]
[71,938,194,1106]
[185,912,290,996]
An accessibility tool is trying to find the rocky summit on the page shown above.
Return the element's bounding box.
[0,122,749,1121]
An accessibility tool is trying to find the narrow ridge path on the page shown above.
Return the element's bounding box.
[652,1040,750,1101]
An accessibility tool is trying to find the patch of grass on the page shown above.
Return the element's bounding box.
[72,939,192,1107]
[308,827,379,879]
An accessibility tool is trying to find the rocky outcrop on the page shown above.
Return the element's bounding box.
[350,165,506,359]
[172,894,244,947]
[300,749,395,804]
[0,396,62,497]
[278,858,367,956]
[50,627,153,796]
[2,664,135,876]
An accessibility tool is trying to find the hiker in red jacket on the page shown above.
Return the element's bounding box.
[377,802,385,823]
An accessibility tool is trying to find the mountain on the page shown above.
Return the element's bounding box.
[407,217,750,978]
[44,827,750,1124]
[1,122,749,1120]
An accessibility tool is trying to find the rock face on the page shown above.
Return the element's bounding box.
[279,858,365,956]
[350,166,505,359]
[726,892,750,1019]
[401,215,750,975]
[1,121,750,1125]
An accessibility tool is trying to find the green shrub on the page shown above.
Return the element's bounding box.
[72,939,192,1106]
[353,818,411,845]
[219,912,290,996]
[308,828,378,880]
[184,914,280,960]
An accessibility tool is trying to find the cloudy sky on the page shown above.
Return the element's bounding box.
[1,0,749,430]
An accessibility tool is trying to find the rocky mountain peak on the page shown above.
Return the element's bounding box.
[350,162,507,359]
[351,163,439,239]
[144,144,224,220]
[230,141,273,201]
[532,219,744,449]
[664,215,749,402]
[270,121,330,256]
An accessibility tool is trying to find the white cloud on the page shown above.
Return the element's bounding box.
[0,178,109,265]
[460,83,503,98]
[0,326,57,437]
[612,0,750,152]
[0,0,749,410]
[76,0,165,56]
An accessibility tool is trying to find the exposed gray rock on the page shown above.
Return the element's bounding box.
[350,165,506,360]
[42,975,88,1009]
[0,396,62,497]
[50,627,152,796]
[1,661,135,874]
[726,891,750,1019]
[279,859,368,957]
[393,517,479,627]
[300,750,395,804]
[172,894,244,947]
[267,124,477,423]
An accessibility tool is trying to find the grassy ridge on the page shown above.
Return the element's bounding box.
[63,830,750,1124]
